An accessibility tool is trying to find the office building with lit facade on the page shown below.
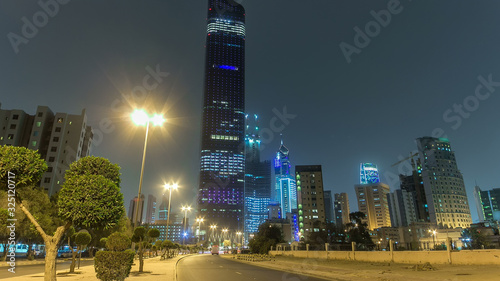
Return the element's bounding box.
[360,163,380,184]
[244,114,271,236]
[474,186,500,223]
[355,183,391,230]
[274,138,297,218]
[0,104,92,196]
[416,137,472,228]
[197,0,246,232]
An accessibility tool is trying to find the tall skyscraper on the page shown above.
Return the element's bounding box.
[324,190,334,223]
[244,114,271,235]
[387,189,418,227]
[399,167,429,223]
[296,165,326,240]
[128,194,145,225]
[416,137,472,228]
[197,0,246,232]
[334,192,350,230]
[158,193,168,221]
[474,186,500,222]
[0,104,93,195]
[355,183,391,230]
[274,138,297,218]
[146,194,157,224]
[360,163,380,184]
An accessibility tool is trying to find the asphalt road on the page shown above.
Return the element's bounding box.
[177,255,329,281]
[0,259,94,279]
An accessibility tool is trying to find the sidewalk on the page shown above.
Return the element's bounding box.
[222,254,500,281]
[6,254,190,281]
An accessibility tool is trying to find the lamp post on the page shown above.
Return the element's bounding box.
[222,228,228,251]
[181,205,191,245]
[164,183,179,240]
[131,109,165,228]
[236,232,242,250]
[210,224,217,244]
[196,218,204,243]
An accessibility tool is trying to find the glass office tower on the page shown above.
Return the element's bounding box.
[197,0,246,232]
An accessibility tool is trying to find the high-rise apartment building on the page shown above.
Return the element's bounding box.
[244,114,271,235]
[146,194,157,224]
[416,137,472,228]
[0,104,93,195]
[274,138,297,218]
[387,189,418,227]
[296,165,326,239]
[197,0,246,232]
[355,183,391,230]
[360,163,380,184]
[334,192,350,230]
[324,190,334,223]
[474,186,500,222]
[400,169,429,222]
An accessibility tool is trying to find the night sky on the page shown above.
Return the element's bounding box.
[2,0,500,223]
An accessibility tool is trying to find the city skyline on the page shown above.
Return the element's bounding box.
[2,1,500,223]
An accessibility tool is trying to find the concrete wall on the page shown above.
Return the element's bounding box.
[270,249,500,265]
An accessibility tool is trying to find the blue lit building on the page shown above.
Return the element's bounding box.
[244,114,271,236]
[197,0,246,232]
[360,163,380,184]
[274,138,297,219]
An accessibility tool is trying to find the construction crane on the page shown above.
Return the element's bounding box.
[391,152,419,168]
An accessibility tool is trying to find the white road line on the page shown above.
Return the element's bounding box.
[235,272,242,275]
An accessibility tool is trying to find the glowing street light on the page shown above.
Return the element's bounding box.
[131,109,165,228]
[210,224,217,243]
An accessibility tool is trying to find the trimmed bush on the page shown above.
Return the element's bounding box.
[94,250,135,281]
[106,232,130,251]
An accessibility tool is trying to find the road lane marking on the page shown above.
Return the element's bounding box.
[236,272,242,275]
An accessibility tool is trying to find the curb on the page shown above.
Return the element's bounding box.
[222,255,333,281]
[174,254,194,281]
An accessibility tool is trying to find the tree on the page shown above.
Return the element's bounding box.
[131,226,147,272]
[0,147,124,281]
[248,222,285,254]
[346,212,375,250]
[66,227,78,273]
[462,228,490,249]
[75,232,91,269]
[0,209,9,261]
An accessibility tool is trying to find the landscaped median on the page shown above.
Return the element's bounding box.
[221,253,500,281]
[6,254,192,281]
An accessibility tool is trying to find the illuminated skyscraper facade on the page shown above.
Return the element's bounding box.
[274,138,297,218]
[416,137,472,228]
[244,114,271,235]
[360,163,380,184]
[474,186,500,222]
[197,0,246,232]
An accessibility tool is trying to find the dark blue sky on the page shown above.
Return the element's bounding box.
[2,0,500,223]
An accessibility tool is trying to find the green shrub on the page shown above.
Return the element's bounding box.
[106,232,130,251]
[94,250,135,281]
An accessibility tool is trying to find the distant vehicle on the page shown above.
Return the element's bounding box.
[211,245,219,255]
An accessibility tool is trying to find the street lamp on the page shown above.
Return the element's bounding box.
[210,224,217,243]
[196,218,204,243]
[164,183,179,240]
[131,109,165,228]
[429,229,437,249]
[181,205,192,245]
[236,232,242,249]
